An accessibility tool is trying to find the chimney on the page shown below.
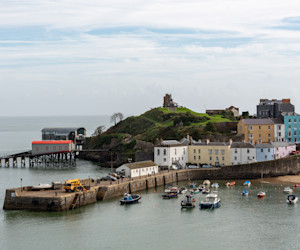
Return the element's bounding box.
[206,138,210,144]
[189,136,193,144]
[229,138,233,145]
[187,134,190,141]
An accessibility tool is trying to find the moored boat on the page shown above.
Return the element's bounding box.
[211,183,219,188]
[202,188,211,194]
[257,191,266,198]
[243,181,251,186]
[225,181,236,187]
[286,195,299,204]
[120,193,141,205]
[203,180,211,186]
[179,187,187,194]
[181,194,195,208]
[200,193,220,209]
[241,190,249,196]
[188,182,197,188]
[283,186,293,194]
[198,184,205,191]
[294,184,300,188]
[193,188,200,194]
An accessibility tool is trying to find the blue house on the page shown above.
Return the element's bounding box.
[255,144,274,162]
[282,112,300,143]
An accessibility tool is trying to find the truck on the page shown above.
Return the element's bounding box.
[64,179,85,192]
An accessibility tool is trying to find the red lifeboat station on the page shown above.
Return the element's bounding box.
[32,140,75,156]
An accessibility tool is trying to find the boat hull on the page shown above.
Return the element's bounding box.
[200,201,220,209]
[120,195,141,205]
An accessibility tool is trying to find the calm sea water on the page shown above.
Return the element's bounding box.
[1,117,300,250]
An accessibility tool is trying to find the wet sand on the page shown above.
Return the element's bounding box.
[262,175,300,185]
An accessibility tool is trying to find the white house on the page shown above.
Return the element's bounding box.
[116,161,158,178]
[273,119,285,142]
[154,140,188,169]
[230,142,256,165]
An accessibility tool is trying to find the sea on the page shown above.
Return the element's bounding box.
[1,116,300,250]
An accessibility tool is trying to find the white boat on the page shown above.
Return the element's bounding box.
[200,193,220,209]
[211,183,219,188]
[181,194,195,208]
[283,186,293,194]
[286,195,299,204]
[257,191,266,198]
[203,180,211,186]
[179,187,187,194]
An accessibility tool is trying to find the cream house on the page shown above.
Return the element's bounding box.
[116,161,158,178]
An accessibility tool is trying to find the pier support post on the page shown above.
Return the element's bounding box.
[145,179,148,190]
[155,177,157,188]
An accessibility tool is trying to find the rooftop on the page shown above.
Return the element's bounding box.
[230,142,255,148]
[41,127,85,134]
[123,161,157,169]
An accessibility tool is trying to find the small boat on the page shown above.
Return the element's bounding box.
[241,190,249,196]
[294,184,300,188]
[225,181,236,187]
[257,191,266,198]
[162,188,179,199]
[200,193,220,209]
[203,180,211,186]
[164,184,173,193]
[188,182,197,188]
[202,188,211,194]
[181,194,195,208]
[193,188,200,194]
[283,186,293,194]
[198,184,206,191]
[120,193,141,205]
[179,187,187,194]
[211,183,219,188]
[243,181,251,186]
[286,195,299,204]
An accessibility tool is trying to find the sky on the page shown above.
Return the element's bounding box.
[1,0,300,116]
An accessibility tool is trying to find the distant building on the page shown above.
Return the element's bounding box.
[257,99,294,118]
[255,144,274,162]
[206,106,239,118]
[32,140,75,156]
[230,142,256,165]
[163,94,178,111]
[41,127,86,149]
[116,161,158,178]
[226,106,239,118]
[154,140,188,169]
[282,112,300,143]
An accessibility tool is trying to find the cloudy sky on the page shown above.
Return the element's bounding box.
[1,0,300,116]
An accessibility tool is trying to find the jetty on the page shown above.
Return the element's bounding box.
[3,154,300,212]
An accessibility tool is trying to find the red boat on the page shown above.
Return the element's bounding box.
[225,181,236,187]
[294,184,300,188]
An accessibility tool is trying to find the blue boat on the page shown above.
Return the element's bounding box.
[211,183,219,188]
[120,193,141,205]
[188,182,197,188]
[162,190,179,199]
[200,193,220,209]
[243,181,251,186]
[241,190,249,196]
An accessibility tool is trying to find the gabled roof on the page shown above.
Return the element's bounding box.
[230,142,255,148]
[240,118,275,125]
[161,140,180,145]
[192,142,230,146]
[254,143,273,148]
[271,142,296,148]
[122,161,157,170]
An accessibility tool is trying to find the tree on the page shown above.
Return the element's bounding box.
[92,125,106,136]
[204,122,216,132]
[110,112,124,125]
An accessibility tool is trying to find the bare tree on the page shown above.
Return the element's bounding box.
[92,125,106,136]
[110,112,124,125]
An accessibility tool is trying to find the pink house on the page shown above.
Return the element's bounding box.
[271,142,296,159]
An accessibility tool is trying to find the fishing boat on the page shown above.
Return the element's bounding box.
[200,193,220,209]
[188,182,197,188]
[203,180,211,186]
[181,194,195,208]
[179,187,187,194]
[162,188,179,199]
[225,181,236,187]
[286,195,299,204]
[243,181,251,186]
[283,186,293,194]
[164,184,173,193]
[193,188,200,194]
[211,183,219,188]
[202,188,211,194]
[241,190,249,196]
[120,193,141,205]
[198,184,206,191]
[257,171,266,198]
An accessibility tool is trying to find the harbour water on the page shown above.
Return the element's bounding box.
[1,116,300,249]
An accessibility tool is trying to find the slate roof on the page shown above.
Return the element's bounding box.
[123,161,157,169]
[271,142,296,148]
[240,118,275,125]
[254,143,273,148]
[230,142,255,148]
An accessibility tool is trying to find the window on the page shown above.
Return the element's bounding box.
[59,146,62,150]
[136,170,138,173]
[278,125,281,130]
[268,134,271,138]
[265,155,267,159]
[234,156,237,160]
[198,149,201,154]
[163,158,166,162]
[295,131,297,136]
[208,149,212,155]
[194,156,196,160]
[268,149,270,153]
[163,149,166,156]
[258,139,262,144]
[261,149,263,153]
[65,146,68,150]
[183,148,186,155]
[289,119,291,123]
[259,126,261,130]
[249,125,253,131]
[247,149,250,153]
[198,156,201,160]
[222,157,224,161]
[215,150,219,154]
[216,156,219,161]
[235,149,237,154]
[221,150,225,155]
[249,133,253,139]
[250,140,253,144]
[193,149,196,154]
[259,134,261,138]
[279,132,281,136]
[268,126,271,130]
[53,146,56,150]
[157,149,160,156]
[295,119,297,123]
[175,149,177,155]
[209,156,212,161]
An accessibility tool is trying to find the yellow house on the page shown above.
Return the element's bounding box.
[188,140,231,166]
[238,118,275,145]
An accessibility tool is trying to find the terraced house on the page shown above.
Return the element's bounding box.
[188,139,231,166]
[238,118,284,145]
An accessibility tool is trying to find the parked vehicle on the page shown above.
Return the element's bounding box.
[64,179,85,192]
[188,165,199,169]
[202,165,212,168]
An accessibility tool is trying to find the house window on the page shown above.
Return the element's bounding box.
[198,149,201,154]
[216,157,219,161]
[222,157,224,161]
[250,140,253,144]
[157,149,160,156]
[194,149,196,154]
[268,126,271,130]
[163,149,166,156]
[258,139,262,144]
[278,125,281,130]
[294,131,297,136]
[279,132,281,136]
[247,149,250,153]
[183,148,185,155]
[59,146,62,150]
[261,149,263,153]
[289,119,291,123]
[209,156,212,161]
[249,133,253,139]
[259,126,261,130]
[175,149,177,155]
[249,125,253,131]
[215,150,219,154]
[268,134,271,138]
[259,134,261,138]
[295,119,297,123]
[221,150,225,155]
[198,156,201,160]
[265,155,267,159]
[235,149,237,154]
[234,156,237,160]
[136,170,138,173]
[208,149,212,155]
[194,156,196,160]
[268,149,270,152]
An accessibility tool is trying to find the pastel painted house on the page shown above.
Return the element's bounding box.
[154,140,188,169]
[116,161,158,178]
[271,142,296,159]
[282,112,300,143]
[255,144,275,162]
[230,142,256,165]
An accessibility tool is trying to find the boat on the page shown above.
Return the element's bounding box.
[164,184,173,193]
[203,180,211,186]
[243,181,251,186]
[31,183,52,191]
[181,194,195,208]
[202,188,211,194]
[283,186,293,194]
[162,188,179,199]
[211,183,219,188]
[286,195,299,204]
[257,171,266,198]
[188,182,197,188]
[200,193,220,209]
[120,193,141,205]
[193,188,200,194]
[179,187,187,194]
[225,181,236,187]
[294,184,300,188]
[198,184,206,191]
[241,190,249,196]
